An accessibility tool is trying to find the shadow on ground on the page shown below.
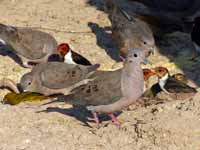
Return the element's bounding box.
[0,45,23,67]
[88,22,121,61]
[38,103,122,128]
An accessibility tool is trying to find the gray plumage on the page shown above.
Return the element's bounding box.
[105,0,155,58]
[19,62,100,96]
[69,48,146,113]
[0,23,58,67]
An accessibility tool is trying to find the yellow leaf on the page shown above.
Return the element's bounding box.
[3,92,53,105]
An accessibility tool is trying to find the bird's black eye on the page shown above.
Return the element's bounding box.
[28,82,31,85]
[134,54,138,57]
[143,41,147,45]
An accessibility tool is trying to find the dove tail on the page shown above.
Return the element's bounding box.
[105,0,136,23]
[88,64,100,72]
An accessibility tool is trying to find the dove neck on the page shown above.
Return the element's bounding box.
[121,61,144,98]
[123,61,141,75]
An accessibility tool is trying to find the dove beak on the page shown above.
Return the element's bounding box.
[143,58,152,65]
[149,47,155,55]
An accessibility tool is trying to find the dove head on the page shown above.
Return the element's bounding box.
[125,48,150,66]
[57,43,71,57]
[140,33,155,57]
[20,73,33,92]
[152,67,169,79]
[143,68,156,81]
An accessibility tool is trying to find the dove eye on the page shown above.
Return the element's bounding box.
[134,54,138,57]
[143,41,147,45]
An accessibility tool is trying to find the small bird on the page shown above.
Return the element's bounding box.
[0,23,58,68]
[67,48,149,128]
[191,17,200,60]
[57,43,92,66]
[105,0,155,58]
[143,68,155,81]
[19,62,100,96]
[142,68,157,90]
[171,73,188,84]
[151,66,197,99]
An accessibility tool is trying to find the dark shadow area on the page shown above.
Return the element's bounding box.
[38,105,121,128]
[88,22,121,61]
[86,0,200,87]
[87,0,105,11]
[155,33,200,86]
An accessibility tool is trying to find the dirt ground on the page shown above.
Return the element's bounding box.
[0,0,200,149]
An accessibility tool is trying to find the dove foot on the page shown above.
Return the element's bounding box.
[22,62,33,68]
[108,112,121,126]
[87,112,100,129]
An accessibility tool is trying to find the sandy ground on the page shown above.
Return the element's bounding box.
[0,0,200,149]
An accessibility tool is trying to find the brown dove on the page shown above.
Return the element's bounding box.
[19,62,100,96]
[0,23,58,68]
[105,0,155,58]
[67,48,148,128]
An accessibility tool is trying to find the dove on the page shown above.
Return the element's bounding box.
[191,17,200,60]
[105,0,155,58]
[143,68,157,90]
[19,62,100,96]
[67,48,148,128]
[0,23,58,68]
[57,43,92,65]
[150,67,197,100]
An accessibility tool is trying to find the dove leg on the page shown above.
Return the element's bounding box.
[22,61,33,68]
[87,112,100,128]
[92,112,100,128]
[108,112,121,126]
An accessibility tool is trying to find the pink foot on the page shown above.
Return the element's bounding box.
[22,62,33,68]
[120,55,126,62]
[87,112,100,128]
[108,112,121,126]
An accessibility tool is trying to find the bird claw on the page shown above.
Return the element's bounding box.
[22,62,33,68]
[108,113,121,127]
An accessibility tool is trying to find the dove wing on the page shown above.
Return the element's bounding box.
[40,63,87,89]
[70,70,122,106]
